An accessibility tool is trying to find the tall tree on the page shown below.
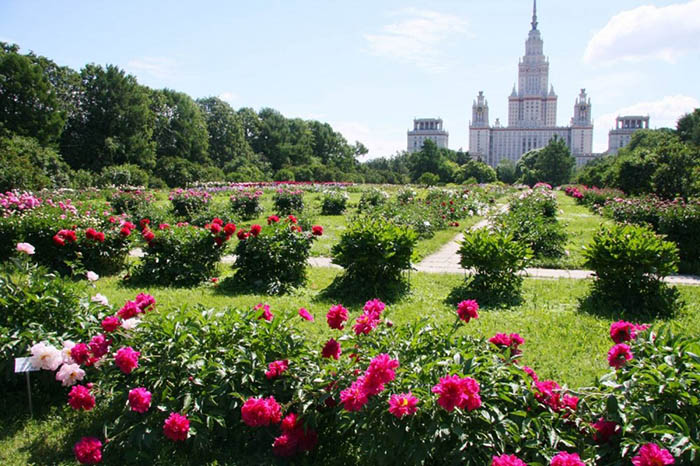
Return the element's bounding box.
[197,97,254,168]
[0,43,66,144]
[677,108,700,146]
[151,89,209,164]
[516,136,574,186]
[60,64,156,171]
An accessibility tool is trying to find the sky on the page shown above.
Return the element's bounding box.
[1,0,699,158]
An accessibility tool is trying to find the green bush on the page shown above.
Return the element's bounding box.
[331,217,417,290]
[169,188,211,218]
[229,189,263,220]
[99,163,150,187]
[230,218,317,293]
[110,189,154,216]
[583,223,680,315]
[320,190,348,215]
[358,187,388,212]
[131,222,232,287]
[272,188,304,215]
[458,228,531,306]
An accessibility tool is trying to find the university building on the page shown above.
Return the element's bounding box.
[407,118,449,153]
[607,115,650,155]
[469,1,593,167]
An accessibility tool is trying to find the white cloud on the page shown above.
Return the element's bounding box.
[593,95,700,152]
[584,1,700,65]
[331,120,404,160]
[364,8,469,73]
[218,91,238,103]
[126,57,177,80]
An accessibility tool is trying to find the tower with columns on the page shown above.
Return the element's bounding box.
[469,0,594,167]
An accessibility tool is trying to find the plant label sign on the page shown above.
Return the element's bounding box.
[14,357,39,373]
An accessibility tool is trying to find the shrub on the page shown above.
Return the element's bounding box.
[99,163,150,187]
[169,188,211,218]
[583,223,680,315]
[357,187,388,212]
[229,189,263,220]
[131,222,233,286]
[320,190,348,215]
[458,228,531,306]
[272,188,304,215]
[110,189,154,216]
[230,217,318,293]
[331,217,417,291]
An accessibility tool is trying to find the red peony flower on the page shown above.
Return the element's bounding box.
[287,215,298,224]
[209,222,222,234]
[312,225,323,236]
[388,392,419,418]
[456,299,479,323]
[120,226,132,237]
[632,443,675,466]
[608,343,633,369]
[326,304,348,330]
[267,215,280,224]
[241,396,282,427]
[250,224,262,237]
[237,229,248,240]
[224,223,236,236]
[212,217,224,226]
[101,316,121,333]
[68,384,95,411]
[143,230,155,242]
[139,218,150,228]
[73,437,102,464]
[322,338,341,359]
[163,412,189,441]
[592,417,620,444]
[265,359,289,379]
[71,343,91,365]
[114,347,140,374]
[53,234,65,246]
[128,387,152,413]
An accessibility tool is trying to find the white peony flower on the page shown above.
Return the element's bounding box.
[91,293,109,306]
[16,242,35,255]
[121,318,140,330]
[86,271,99,282]
[29,341,63,371]
[55,363,86,386]
[61,341,76,364]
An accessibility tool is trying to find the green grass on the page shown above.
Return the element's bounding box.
[532,191,613,269]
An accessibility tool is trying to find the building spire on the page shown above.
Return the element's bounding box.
[531,0,538,30]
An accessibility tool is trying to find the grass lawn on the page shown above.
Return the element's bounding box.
[532,190,614,270]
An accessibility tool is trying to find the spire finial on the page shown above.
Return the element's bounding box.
[531,0,538,30]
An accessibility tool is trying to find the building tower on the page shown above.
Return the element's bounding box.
[469,91,490,157]
[607,116,650,154]
[407,118,449,153]
[570,88,593,156]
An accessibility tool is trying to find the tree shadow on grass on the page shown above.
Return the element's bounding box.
[577,282,682,321]
[444,279,524,310]
[316,274,410,306]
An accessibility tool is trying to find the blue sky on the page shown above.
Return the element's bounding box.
[2,0,699,158]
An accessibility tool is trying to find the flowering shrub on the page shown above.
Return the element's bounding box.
[169,188,211,217]
[273,188,304,215]
[230,217,319,293]
[583,223,680,316]
[458,228,531,306]
[110,189,154,216]
[131,221,234,286]
[0,190,43,215]
[229,189,263,220]
[331,217,417,293]
[357,187,388,212]
[320,190,348,215]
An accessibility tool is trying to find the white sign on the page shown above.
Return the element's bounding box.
[14,357,39,373]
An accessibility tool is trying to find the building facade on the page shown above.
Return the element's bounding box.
[607,115,650,154]
[469,1,593,167]
[407,118,449,153]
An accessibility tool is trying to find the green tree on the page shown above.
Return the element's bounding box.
[197,97,254,168]
[0,135,70,191]
[516,136,574,186]
[677,108,700,146]
[496,159,517,184]
[417,172,439,186]
[0,44,66,144]
[60,64,156,172]
[456,159,497,184]
[151,89,209,164]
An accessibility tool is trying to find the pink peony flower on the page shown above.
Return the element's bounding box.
[255,303,273,321]
[114,347,140,374]
[353,312,379,335]
[562,395,579,412]
[89,334,111,358]
[489,333,525,354]
[272,433,297,457]
[388,392,419,418]
[432,374,481,412]
[71,343,91,365]
[366,353,399,385]
[134,293,156,312]
[73,437,102,464]
[298,307,314,321]
[128,387,152,413]
[492,454,528,466]
[272,413,319,457]
[534,380,562,411]
[241,396,282,427]
[608,343,633,369]
[592,417,620,444]
[68,385,95,411]
[522,366,539,381]
[363,299,385,319]
[56,363,86,386]
[265,359,289,379]
[86,271,99,282]
[550,452,585,466]
[91,294,109,306]
[16,242,35,255]
[322,338,341,359]
[632,443,675,466]
[456,299,479,323]
[163,412,189,442]
[340,379,369,412]
[101,316,121,333]
[610,321,649,344]
[326,304,348,330]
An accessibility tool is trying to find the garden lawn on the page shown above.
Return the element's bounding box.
[533,190,613,269]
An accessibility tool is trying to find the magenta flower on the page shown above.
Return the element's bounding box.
[322,338,341,359]
[609,320,648,343]
[432,374,481,412]
[298,308,314,321]
[117,300,140,319]
[241,396,282,427]
[550,451,585,466]
[68,385,95,411]
[456,299,479,323]
[71,343,91,365]
[340,379,369,412]
[388,393,419,418]
[255,303,273,321]
[326,304,348,330]
[632,443,675,466]
[128,387,152,413]
[607,343,633,369]
[265,359,289,379]
[114,347,140,374]
[101,316,121,333]
[492,454,528,466]
[89,334,111,358]
[163,412,190,441]
[592,417,620,444]
[363,299,385,319]
[353,312,379,335]
[73,437,102,464]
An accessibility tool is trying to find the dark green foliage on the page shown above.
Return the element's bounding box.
[358,187,388,212]
[457,228,531,306]
[496,159,517,184]
[99,163,150,187]
[583,223,680,316]
[131,225,229,287]
[0,135,71,191]
[320,190,348,215]
[331,217,417,292]
[456,159,497,183]
[677,108,700,146]
[197,97,254,169]
[516,136,575,186]
[151,89,209,164]
[230,219,315,293]
[272,188,304,215]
